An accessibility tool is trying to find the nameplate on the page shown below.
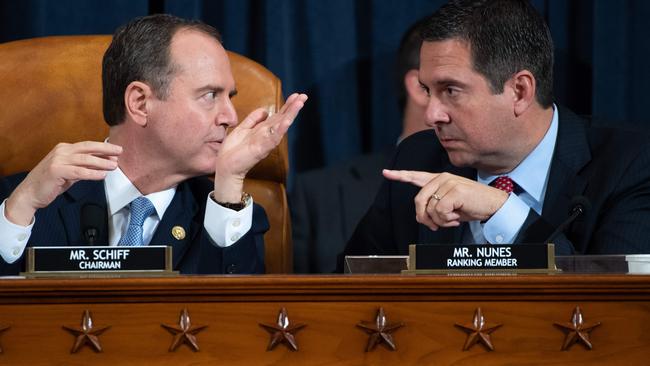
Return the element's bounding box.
[406,243,556,274]
[23,246,174,276]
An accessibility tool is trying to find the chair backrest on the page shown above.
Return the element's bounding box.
[0,35,292,273]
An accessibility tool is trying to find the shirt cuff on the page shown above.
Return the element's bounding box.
[0,199,33,263]
[203,192,253,248]
[482,193,529,244]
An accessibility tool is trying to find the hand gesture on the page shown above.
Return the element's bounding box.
[212,93,307,202]
[5,141,122,225]
[383,169,509,231]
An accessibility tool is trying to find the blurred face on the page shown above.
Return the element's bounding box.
[146,29,237,176]
[418,39,520,173]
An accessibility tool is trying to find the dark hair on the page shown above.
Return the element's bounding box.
[394,17,427,112]
[102,14,222,126]
[420,0,554,108]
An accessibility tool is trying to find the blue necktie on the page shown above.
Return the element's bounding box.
[119,196,155,246]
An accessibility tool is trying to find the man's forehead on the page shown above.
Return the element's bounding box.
[420,39,472,67]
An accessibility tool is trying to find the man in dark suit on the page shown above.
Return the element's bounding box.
[291,17,430,273]
[0,14,307,275]
[340,0,650,269]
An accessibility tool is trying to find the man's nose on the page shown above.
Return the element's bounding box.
[425,97,450,127]
[216,98,238,127]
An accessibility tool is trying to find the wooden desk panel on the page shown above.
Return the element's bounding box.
[0,275,649,365]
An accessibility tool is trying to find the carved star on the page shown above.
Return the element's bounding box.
[0,324,9,353]
[356,307,404,351]
[455,308,502,351]
[554,306,601,350]
[161,308,207,352]
[62,310,110,353]
[259,308,306,351]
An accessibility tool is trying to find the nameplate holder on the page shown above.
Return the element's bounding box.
[22,246,176,277]
[404,243,557,274]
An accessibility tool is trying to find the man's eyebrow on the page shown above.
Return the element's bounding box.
[435,78,469,88]
[195,85,238,97]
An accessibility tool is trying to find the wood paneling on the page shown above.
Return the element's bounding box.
[0,275,649,365]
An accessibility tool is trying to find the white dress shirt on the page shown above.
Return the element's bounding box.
[0,167,253,263]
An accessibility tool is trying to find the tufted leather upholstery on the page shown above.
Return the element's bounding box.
[0,35,292,273]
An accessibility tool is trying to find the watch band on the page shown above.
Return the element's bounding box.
[213,192,251,211]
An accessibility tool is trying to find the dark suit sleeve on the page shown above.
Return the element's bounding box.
[336,135,434,272]
[196,203,268,274]
[289,174,313,273]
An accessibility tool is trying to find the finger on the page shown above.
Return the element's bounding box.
[278,93,299,114]
[267,95,307,137]
[277,93,307,123]
[383,169,438,187]
[417,198,439,231]
[66,153,119,170]
[239,108,269,129]
[69,141,123,156]
[58,165,111,181]
[414,185,443,230]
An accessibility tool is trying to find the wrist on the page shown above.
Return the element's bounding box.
[213,171,245,203]
[5,192,36,226]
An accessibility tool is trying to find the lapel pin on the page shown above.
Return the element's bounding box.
[171,226,186,240]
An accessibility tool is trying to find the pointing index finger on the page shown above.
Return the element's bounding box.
[383,169,437,188]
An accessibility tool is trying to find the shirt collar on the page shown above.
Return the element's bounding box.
[477,104,559,204]
[104,167,176,219]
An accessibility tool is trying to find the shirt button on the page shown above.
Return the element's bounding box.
[226,263,237,274]
[495,235,504,243]
[17,233,27,241]
[12,247,20,256]
[230,233,240,242]
[232,219,240,227]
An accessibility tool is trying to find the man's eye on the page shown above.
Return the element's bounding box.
[420,85,431,97]
[445,87,458,96]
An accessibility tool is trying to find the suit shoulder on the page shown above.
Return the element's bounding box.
[587,125,650,158]
[390,130,446,171]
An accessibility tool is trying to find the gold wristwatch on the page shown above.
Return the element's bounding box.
[212,192,251,211]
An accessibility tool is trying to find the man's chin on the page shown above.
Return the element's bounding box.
[447,152,474,168]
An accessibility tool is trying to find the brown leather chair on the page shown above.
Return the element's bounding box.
[0,35,292,273]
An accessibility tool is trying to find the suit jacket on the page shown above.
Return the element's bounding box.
[291,151,390,273]
[0,175,268,275]
[340,107,650,270]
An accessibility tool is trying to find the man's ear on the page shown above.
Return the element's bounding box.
[124,81,153,127]
[404,69,428,107]
[509,70,536,117]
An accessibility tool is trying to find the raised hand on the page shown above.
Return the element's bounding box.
[382,169,508,231]
[213,93,308,202]
[5,141,122,226]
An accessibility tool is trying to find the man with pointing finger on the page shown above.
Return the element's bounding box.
[0,14,307,275]
[340,0,650,268]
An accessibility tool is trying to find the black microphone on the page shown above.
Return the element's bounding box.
[81,203,107,246]
[545,196,591,244]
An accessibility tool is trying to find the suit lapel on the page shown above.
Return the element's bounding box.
[150,181,199,269]
[542,107,591,226]
[59,180,108,245]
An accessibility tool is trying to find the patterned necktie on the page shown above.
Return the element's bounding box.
[119,196,155,246]
[490,176,515,194]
